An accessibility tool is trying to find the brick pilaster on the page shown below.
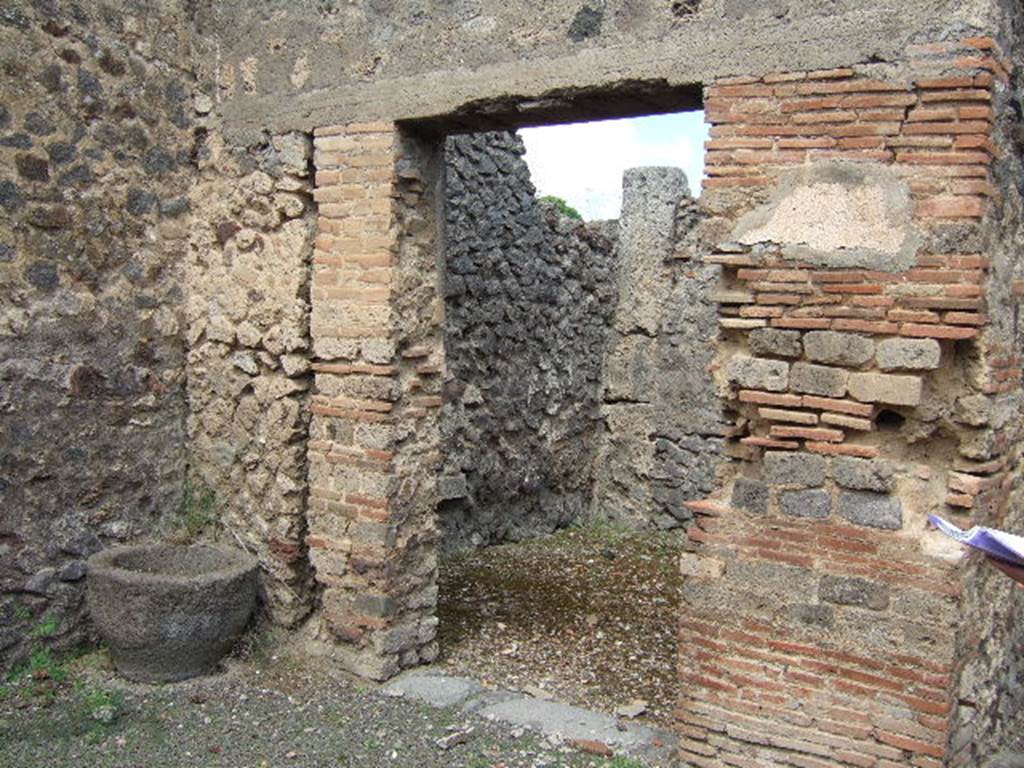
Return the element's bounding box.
[307,122,442,679]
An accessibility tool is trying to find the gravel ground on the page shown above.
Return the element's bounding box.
[0,644,654,768]
[1,522,681,768]
[436,523,683,729]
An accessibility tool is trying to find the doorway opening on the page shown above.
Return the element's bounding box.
[412,96,716,728]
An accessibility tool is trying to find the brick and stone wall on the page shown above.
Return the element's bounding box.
[593,166,725,530]
[5,3,1024,765]
[439,131,618,549]
[676,37,1023,767]
[0,2,194,669]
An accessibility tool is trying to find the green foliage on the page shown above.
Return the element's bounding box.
[7,618,68,699]
[13,604,32,622]
[26,648,67,683]
[31,616,59,639]
[75,684,124,742]
[539,194,583,220]
[182,478,217,537]
[603,758,647,768]
[83,686,122,715]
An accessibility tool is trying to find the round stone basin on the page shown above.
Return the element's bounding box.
[87,543,259,683]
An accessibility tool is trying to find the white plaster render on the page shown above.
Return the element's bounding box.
[732,162,921,271]
[738,183,905,253]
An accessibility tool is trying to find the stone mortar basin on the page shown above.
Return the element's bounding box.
[87,543,259,683]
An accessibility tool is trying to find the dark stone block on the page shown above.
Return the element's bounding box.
[142,147,177,176]
[59,561,87,582]
[98,50,126,76]
[126,187,157,216]
[833,457,896,493]
[789,603,834,629]
[0,8,30,30]
[164,80,188,106]
[0,133,33,149]
[0,243,14,262]
[27,205,70,229]
[15,153,49,181]
[353,593,397,619]
[69,365,108,398]
[38,64,64,93]
[765,451,826,487]
[819,574,890,610]
[58,164,94,187]
[46,141,77,165]
[24,260,59,290]
[0,179,23,211]
[24,112,54,136]
[61,532,103,558]
[77,69,103,98]
[779,488,830,519]
[731,477,768,515]
[216,220,240,243]
[160,196,190,217]
[24,568,56,594]
[838,490,902,530]
[568,4,603,41]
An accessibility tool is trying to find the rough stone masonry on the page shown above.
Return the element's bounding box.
[440,131,618,549]
[3,1,1024,766]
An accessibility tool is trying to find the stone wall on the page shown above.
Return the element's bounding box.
[593,166,724,530]
[0,1,194,669]
[186,126,317,627]
[439,131,617,549]
[949,43,1024,764]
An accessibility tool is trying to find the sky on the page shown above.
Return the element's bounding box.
[520,111,709,221]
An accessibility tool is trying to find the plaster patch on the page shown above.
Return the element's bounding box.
[732,162,920,271]
[239,57,259,94]
[291,55,311,89]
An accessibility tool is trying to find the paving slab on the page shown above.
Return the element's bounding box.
[384,670,676,763]
[382,671,483,708]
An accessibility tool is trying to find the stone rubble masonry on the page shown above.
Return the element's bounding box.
[0,2,194,671]
[592,167,724,530]
[187,127,317,628]
[682,34,1022,767]
[438,132,616,549]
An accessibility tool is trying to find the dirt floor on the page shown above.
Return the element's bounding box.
[436,522,683,729]
[0,640,657,768]
[1,521,683,768]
